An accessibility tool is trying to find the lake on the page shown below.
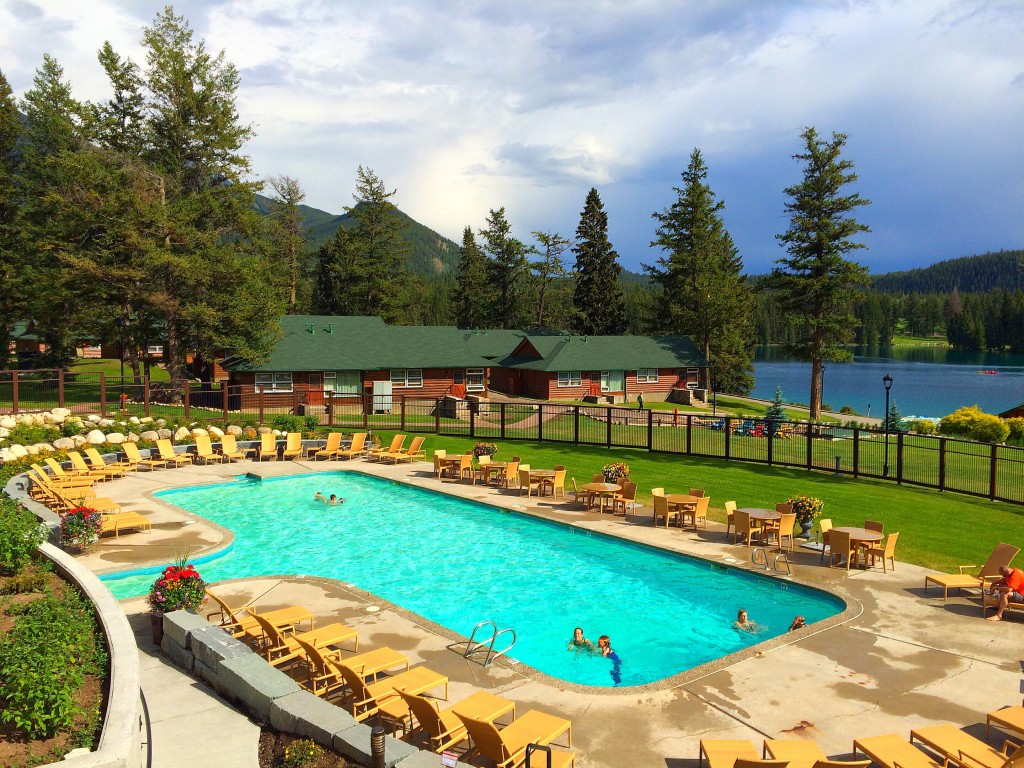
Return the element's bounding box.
[751,346,1024,419]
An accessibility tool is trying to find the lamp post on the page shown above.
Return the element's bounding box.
[882,374,893,477]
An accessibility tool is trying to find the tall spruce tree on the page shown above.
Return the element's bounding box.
[313,225,354,314]
[645,149,754,394]
[453,226,490,328]
[266,175,308,314]
[530,231,571,329]
[572,188,625,335]
[344,166,411,321]
[770,127,870,420]
[479,208,529,329]
[0,70,24,365]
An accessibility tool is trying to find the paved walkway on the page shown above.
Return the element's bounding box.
[82,459,1023,768]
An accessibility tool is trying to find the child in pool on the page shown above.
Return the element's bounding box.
[314,492,326,503]
[327,494,344,506]
[597,635,622,684]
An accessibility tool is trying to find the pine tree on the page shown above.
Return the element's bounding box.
[452,226,490,328]
[344,166,411,321]
[764,386,787,421]
[770,127,871,420]
[572,188,625,335]
[0,69,24,365]
[645,149,754,394]
[530,231,571,329]
[313,226,354,314]
[884,401,908,433]
[479,208,529,329]
[266,175,308,314]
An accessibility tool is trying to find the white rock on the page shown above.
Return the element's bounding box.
[51,408,71,418]
[129,416,141,425]
[98,418,115,428]
[191,428,209,437]
[8,444,28,458]
[86,429,106,445]
[0,427,8,439]
[174,427,190,441]
[127,432,140,443]
[72,435,87,447]
[273,429,283,436]
[157,428,172,439]
[138,416,153,424]
[258,426,272,434]
[87,414,101,423]
[208,426,224,438]
[0,449,13,462]
[34,442,54,453]
[105,432,126,444]
[226,424,242,435]
[25,444,40,455]
[53,437,76,450]
[140,430,159,441]
[155,419,166,426]
[0,416,15,429]
[41,412,58,424]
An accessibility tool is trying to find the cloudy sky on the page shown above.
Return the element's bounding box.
[2,0,1022,275]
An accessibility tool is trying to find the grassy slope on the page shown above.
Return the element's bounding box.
[378,431,1024,573]
[70,358,170,381]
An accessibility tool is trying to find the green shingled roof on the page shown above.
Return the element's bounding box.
[499,334,709,371]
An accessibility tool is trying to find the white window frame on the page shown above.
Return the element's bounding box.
[147,345,163,354]
[557,371,582,388]
[466,368,486,392]
[637,368,659,383]
[390,369,423,388]
[254,372,293,393]
[452,369,465,385]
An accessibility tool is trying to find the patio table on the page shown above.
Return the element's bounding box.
[583,482,620,513]
[739,508,781,544]
[478,461,507,484]
[832,526,883,568]
[665,494,700,528]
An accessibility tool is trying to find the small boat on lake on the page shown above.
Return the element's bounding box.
[977,369,998,375]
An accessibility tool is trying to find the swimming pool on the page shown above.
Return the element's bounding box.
[102,472,844,687]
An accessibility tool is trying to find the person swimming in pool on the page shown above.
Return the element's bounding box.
[597,635,622,684]
[568,627,594,652]
[314,492,326,503]
[734,609,763,633]
[327,494,344,506]
[789,615,806,631]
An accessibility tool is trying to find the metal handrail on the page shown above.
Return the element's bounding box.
[773,553,792,576]
[464,620,497,657]
[486,628,517,666]
[751,547,769,569]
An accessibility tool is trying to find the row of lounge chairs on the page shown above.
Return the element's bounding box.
[700,708,1024,768]
[205,589,573,767]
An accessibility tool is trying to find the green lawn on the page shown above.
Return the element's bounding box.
[376,431,1024,573]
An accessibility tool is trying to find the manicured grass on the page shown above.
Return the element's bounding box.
[380,431,1024,573]
[69,358,171,381]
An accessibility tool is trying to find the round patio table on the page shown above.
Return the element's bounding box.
[478,461,507,484]
[438,455,468,479]
[529,469,556,496]
[738,508,781,543]
[582,482,620,513]
[831,526,883,568]
[664,494,700,528]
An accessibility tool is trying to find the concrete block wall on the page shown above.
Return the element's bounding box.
[160,611,472,768]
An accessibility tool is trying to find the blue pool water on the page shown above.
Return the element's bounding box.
[102,473,844,687]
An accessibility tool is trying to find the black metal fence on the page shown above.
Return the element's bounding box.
[3,369,1022,506]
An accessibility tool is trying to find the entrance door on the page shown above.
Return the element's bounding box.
[600,370,625,393]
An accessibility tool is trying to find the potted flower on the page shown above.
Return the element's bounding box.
[787,495,825,538]
[472,442,498,459]
[61,507,104,552]
[147,557,208,644]
[602,462,630,485]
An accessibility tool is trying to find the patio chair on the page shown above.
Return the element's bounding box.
[652,493,672,528]
[864,531,899,572]
[280,432,304,460]
[613,482,637,515]
[193,434,225,464]
[204,590,313,640]
[155,438,193,467]
[817,518,834,562]
[456,454,474,481]
[368,434,405,462]
[218,433,251,461]
[724,501,737,540]
[332,660,448,722]
[388,435,426,464]
[983,588,1024,619]
[911,723,1022,768]
[852,733,953,768]
[472,454,492,484]
[457,710,574,768]
[433,450,448,478]
[544,468,567,499]
[733,509,758,545]
[924,543,1020,601]
[571,478,593,508]
[256,432,278,461]
[828,530,855,570]
[865,520,884,534]
[118,442,159,472]
[45,457,102,484]
[519,468,542,497]
[764,512,796,552]
[335,432,367,460]
[247,610,357,667]
[699,739,761,768]
[67,451,121,480]
[689,488,706,498]
[74,450,124,479]
[988,705,1024,739]
[291,633,407,697]
[99,510,152,538]
[776,502,794,516]
[690,495,711,529]
[498,461,520,488]
[763,737,829,768]
[84,447,132,475]
[304,431,341,460]
[391,689,515,753]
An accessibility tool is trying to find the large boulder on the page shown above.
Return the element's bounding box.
[33,442,54,453]
[25,444,40,455]
[0,449,13,462]
[155,418,166,427]
[226,425,242,436]
[257,426,272,435]
[0,416,15,429]
[139,416,153,424]
[86,414,102,423]
[0,427,8,439]
[53,437,76,451]
[157,428,172,440]
[86,429,106,445]
[191,428,209,437]
[98,418,115,428]
[72,434,88,447]
[140,430,160,442]
[128,416,141,425]
[51,407,71,419]
[174,427,191,441]
[208,426,224,438]
[242,426,258,439]
[8,444,28,458]
[105,432,126,444]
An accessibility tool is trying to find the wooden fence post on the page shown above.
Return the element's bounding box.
[58,369,65,408]
[574,406,580,443]
[258,390,265,426]
[434,398,440,434]
[852,428,860,477]
[364,395,370,430]
[144,376,150,417]
[183,380,190,420]
[537,404,543,442]
[990,444,999,500]
[605,406,612,448]
[99,373,106,415]
[806,422,813,470]
[11,371,18,414]
[896,432,904,484]
[500,403,506,440]
[222,382,229,422]
[686,415,692,454]
[327,392,334,427]
[470,401,476,438]
[646,408,653,451]
[767,422,774,465]
[724,417,731,459]
[938,437,946,491]
[400,396,406,431]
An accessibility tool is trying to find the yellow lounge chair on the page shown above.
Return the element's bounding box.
[204,590,312,640]
[306,431,343,461]
[911,723,1021,768]
[458,710,574,768]
[47,455,103,482]
[70,451,123,480]
[28,470,95,505]
[924,543,1020,600]
[700,740,761,768]
[763,739,867,768]
[989,706,1024,739]
[121,442,167,472]
[155,438,192,467]
[390,689,515,754]
[853,734,947,768]
[387,435,426,464]
[218,434,250,461]
[30,471,121,513]
[84,447,132,475]
[193,434,225,464]
[292,633,407,696]
[281,432,303,460]
[247,610,357,667]
[335,432,367,460]
[256,432,278,461]
[368,434,405,462]
[333,660,448,722]
[99,511,152,538]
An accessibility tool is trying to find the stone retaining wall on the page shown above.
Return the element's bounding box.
[160,610,470,768]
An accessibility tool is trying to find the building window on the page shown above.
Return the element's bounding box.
[637,368,659,383]
[390,369,423,388]
[147,345,163,355]
[453,369,465,385]
[323,371,361,395]
[466,368,485,392]
[557,371,583,387]
[254,373,293,393]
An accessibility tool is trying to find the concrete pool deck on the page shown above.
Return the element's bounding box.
[79,458,1023,768]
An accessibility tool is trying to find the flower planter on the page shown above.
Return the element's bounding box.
[798,519,815,539]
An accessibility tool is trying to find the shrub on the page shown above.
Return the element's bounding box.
[906,419,936,435]
[61,419,85,437]
[283,738,324,768]
[0,497,47,575]
[787,495,825,525]
[839,406,856,415]
[602,462,630,483]
[147,559,208,615]
[939,405,985,437]
[6,423,61,446]
[272,414,304,433]
[939,406,1010,443]
[303,414,320,432]
[971,415,1010,444]
[472,442,498,458]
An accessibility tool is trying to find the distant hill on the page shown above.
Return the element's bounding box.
[254,194,460,277]
[871,249,1024,294]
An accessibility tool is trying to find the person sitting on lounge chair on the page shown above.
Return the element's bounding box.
[986,565,1024,621]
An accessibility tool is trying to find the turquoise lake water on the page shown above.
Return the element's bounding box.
[753,346,1024,418]
[102,472,844,687]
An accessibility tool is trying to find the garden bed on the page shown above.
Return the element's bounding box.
[259,730,354,768]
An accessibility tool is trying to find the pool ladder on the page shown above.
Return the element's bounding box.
[464,620,517,667]
[752,547,791,576]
